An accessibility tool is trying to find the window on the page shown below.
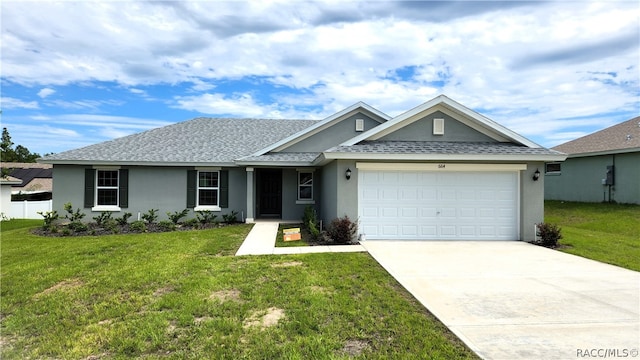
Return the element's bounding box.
[298,171,313,201]
[198,171,219,207]
[96,170,119,206]
[545,163,562,174]
[355,118,365,132]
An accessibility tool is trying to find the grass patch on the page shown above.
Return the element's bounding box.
[545,201,640,271]
[1,219,42,232]
[1,222,477,359]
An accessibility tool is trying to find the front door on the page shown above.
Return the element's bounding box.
[257,169,282,218]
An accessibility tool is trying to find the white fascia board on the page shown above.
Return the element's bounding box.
[233,161,315,167]
[248,102,391,157]
[322,151,568,162]
[340,94,541,149]
[564,147,640,158]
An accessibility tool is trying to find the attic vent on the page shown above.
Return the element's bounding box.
[433,118,444,135]
[355,118,365,132]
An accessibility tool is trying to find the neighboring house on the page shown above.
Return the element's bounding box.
[1,175,23,219]
[40,95,566,241]
[0,162,53,201]
[545,117,640,204]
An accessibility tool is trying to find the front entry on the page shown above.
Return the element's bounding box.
[257,169,282,218]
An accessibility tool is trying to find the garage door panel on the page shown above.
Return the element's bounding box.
[359,170,518,240]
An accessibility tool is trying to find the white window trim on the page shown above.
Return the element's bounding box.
[196,170,221,211]
[296,170,315,204]
[93,169,120,211]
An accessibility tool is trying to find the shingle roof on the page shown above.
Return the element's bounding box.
[42,118,319,165]
[552,117,640,155]
[6,167,53,188]
[327,141,564,156]
[237,152,321,164]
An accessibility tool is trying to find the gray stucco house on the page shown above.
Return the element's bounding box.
[40,95,566,241]
[545,117,640,204]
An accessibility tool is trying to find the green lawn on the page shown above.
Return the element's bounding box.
[545,201,640,271]
[1,220,477,359]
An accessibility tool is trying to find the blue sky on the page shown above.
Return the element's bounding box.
[1,0,638,156]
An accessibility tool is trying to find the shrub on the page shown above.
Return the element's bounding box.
[302,206,321,241]
[93,212,113,226]
[167,209,190,224]
[158,220,176,232]
[116,212,132,226]
[536,223,563,248]
[129,220,147,232]
[68,221,88,233]
[141,209,159,224]
[38,210,59,230]
[327,216,358,244]
[63,202,85,222]
[183,218,200,228]
[196,210,217,225]
[222,210,239,224]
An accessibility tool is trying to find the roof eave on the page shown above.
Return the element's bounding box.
[233,160,316,167]
[322,152,568,162]
[40,159,239,167]
[564,147,640,158]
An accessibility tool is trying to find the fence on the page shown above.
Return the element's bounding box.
[9,200,53,219]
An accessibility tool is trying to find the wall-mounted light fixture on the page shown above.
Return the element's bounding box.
[345,168,352,180]
[532,169,540,181]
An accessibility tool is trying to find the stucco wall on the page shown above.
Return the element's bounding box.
[319,161,338,224]
[280,113,382,152]
[545,152,639,204]
[1,184,13,219]
[521,162,545,242]
[280,168,321,221]
[379,111,496,142]
[52,165,248,221]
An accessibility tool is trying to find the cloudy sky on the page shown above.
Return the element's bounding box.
[1,1,638,155]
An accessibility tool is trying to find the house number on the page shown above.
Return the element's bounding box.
[438,164,446,168]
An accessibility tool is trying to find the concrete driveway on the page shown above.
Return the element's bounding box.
[363,241,640,360]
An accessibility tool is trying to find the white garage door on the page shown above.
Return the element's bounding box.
[359,170,519,240]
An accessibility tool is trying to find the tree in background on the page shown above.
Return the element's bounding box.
[1,127,41,163]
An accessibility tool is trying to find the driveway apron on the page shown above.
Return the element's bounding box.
[363,241,640,360]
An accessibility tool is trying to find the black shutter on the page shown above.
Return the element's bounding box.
[119,169,129,208]
[187,170,197,208]
[219,170,229,208]
[84,168,95,208]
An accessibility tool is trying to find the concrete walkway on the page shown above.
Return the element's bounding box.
[363,240,640,360]
[235,222,366,256]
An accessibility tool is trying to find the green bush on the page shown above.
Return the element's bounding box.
[116,212,132,226]
[302,206,321,241]
[327,216,357,244]
[141,209,158,224]
[63,202,85,222]
[158,220,176,232]
[93,212,113,226]
[68,221,88,233]
[196,210,217,225]
[536,223,563,248]
[183,218,200,228]
[129,220,147,233]
[38,210,59,230]
[222,210,239,223]
[167,209,189,224]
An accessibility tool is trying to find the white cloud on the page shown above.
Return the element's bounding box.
[37,88,56,98]
[1,97,39,109]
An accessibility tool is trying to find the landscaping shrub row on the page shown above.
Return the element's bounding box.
[36,202,241,237]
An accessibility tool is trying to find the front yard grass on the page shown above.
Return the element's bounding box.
[545,201,640,271]
[1,220,477,359]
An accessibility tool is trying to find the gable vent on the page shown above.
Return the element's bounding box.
[355,118,365,132]
[433,118,444,135]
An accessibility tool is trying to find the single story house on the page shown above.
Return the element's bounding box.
[40,95,566,241]
[545,117,640,204]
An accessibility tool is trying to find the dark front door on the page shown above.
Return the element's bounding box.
[258,169,282,218]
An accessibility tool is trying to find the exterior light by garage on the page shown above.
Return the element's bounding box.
[533,169,541,181]
[345,168,352,180]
